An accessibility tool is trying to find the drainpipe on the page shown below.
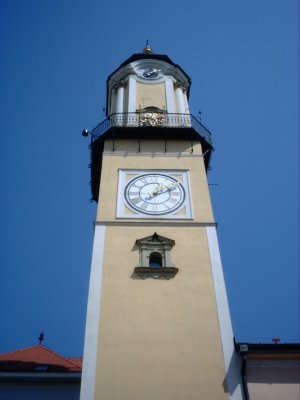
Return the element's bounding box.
[241,353,250,400]
[237,343,250,400]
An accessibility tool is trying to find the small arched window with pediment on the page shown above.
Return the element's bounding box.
[133,233,178,279]
[149,252,163,269]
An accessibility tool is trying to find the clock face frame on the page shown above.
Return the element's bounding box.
[124,173,185,216]
[117,170,193,219]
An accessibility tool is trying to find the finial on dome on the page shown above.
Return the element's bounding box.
[143,39,152,54]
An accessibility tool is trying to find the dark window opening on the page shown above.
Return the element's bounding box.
[140,106,165,113]
[149,252,163,269]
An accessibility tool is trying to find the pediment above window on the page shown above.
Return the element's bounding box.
[135,232,175,248]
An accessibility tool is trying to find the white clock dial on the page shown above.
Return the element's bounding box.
[124,173,185,215]
[142,67,162,79]
[136,64,164,80]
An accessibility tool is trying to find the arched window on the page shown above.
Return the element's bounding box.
[141,106,164,113]
[149,252,162,269]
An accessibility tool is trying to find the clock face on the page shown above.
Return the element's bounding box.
[142,68,162,79]
[137,64,164,80]
[124,173,185,215]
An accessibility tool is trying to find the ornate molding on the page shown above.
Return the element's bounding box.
[140,112,166,127]
[174,81,187,91]
[113,79,127,90]
[132,266,178,280]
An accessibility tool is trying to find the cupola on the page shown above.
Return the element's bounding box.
[84,49,214,202]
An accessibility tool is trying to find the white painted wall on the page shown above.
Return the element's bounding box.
[80,226,106,400]
[206,226,244,400]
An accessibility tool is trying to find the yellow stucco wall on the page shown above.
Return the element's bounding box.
[136,82,166,110]
[248,367,300,400]
[96,140,214,223]
[93,139,226,399]
[94,225,227,400]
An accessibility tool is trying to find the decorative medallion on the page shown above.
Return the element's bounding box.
[139,112,165,127]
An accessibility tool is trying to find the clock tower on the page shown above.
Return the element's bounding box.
[80,46,243,400]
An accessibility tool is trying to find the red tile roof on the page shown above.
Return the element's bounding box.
[0,345,82,372]
[67,358,83,368]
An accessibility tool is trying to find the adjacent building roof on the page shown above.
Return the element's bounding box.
[0,345,82,373]
[235,341,300,362]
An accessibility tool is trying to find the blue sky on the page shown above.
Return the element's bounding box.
[1,0,299,356]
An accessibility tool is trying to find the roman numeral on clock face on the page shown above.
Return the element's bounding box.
[168,197,178,204]
[140,178,149,185]
[139,202,148,210]
[151,204,158,213]
[130,197,142,205]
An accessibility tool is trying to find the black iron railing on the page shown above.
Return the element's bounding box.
[90,112,212,145]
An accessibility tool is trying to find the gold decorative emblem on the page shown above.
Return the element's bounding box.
[140,112,165,127]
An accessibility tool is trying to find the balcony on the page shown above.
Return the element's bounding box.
[88,112,214,202]
[90,112,212,146]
